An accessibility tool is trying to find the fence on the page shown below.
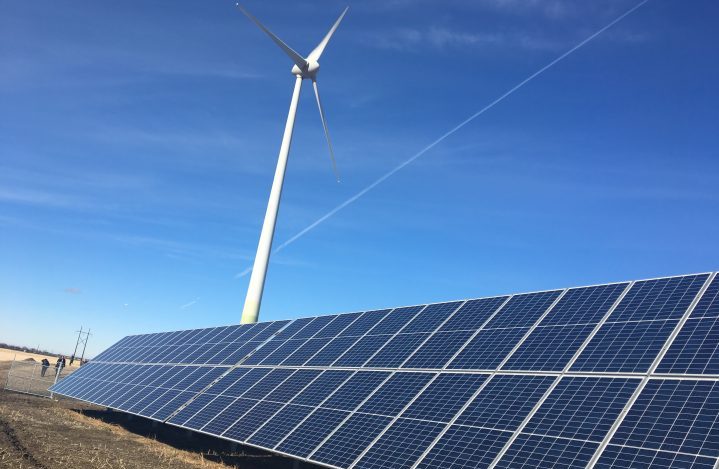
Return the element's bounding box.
[4,358,71,398]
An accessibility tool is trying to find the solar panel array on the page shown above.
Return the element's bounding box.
[50,272,719,468]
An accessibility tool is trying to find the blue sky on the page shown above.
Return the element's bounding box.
[1,0,717,356]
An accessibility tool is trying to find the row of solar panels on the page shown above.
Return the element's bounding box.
[51,366,719,468]
[93,274,719,374]
[51,272,719,468]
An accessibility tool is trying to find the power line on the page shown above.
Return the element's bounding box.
[236,0,651,279]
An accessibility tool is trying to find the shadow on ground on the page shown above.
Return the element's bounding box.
[72,408,317,469]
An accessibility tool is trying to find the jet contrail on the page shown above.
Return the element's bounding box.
[236,0,650,279]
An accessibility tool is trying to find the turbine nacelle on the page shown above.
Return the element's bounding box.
[292,60,320,78]
[237,3,347,182]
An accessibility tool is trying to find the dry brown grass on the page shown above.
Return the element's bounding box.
[64,410,230,468]
[0,361,310,469]
[0,348,78,368]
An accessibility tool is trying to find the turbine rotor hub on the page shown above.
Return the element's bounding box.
[292,60,320,78]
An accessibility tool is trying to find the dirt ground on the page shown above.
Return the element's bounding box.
[0,348,79,368]
[0,362,317,469]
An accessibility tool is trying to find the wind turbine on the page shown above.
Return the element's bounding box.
[237,4,348,324]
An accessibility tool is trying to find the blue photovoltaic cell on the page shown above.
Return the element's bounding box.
[311,413,392,468]
[314,312,362,338]
[455,375,556,430]
[540,283,628,326]
[358,372,435,417]
[523,377,640,441]
[484,290,562,329]
[448,327,530,370]
[202,367,250,395]
[224,401,284,441]
[276,408,349,457]
[219,341,264,365]
[291,315,337,340]
[189,368,227,392]
[608,275,708,322]
[691,276,719,318]
[656,317,719,374]
[354,418,445,469]
[401,373,488,423]
[417,426,513,469]
[571,320,679,373]
[290,370,353,407]
[217,368,271,397]
[273,317,313,340]
[365,333,430,368]
[595,445,718,469]
[401,301,463,333]
[168,393,216,426]
[281,338,331,366]
[333,335,392,367]
[402,330,475,369]
[338,309,391,337]
[611,379,719,457]
[494,433,599,468]
[150,390,194,420]
[259,339,306,365]
[305,336,360,366]
[323,371,390,411]
[193,342,230,364]
[439,296,509,332]
[264,369,322,403]
[241,339,286,365]
[502,324,597,371]
[241,369,294,399]
[248,404,314,449]
[202,397,258,435]
[182,396,236,431]
[368,305,425,335]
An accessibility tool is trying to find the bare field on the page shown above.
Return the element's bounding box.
[0,348,78,368]
[0,362,314,469]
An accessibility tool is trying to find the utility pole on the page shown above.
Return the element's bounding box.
[72,327,91,365]
[80,328,91,364]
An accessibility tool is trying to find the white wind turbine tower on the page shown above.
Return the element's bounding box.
[237,4,348,324]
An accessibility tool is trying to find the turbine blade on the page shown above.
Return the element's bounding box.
[307,6,349,62]
[236,3,308,70]
[312,79,340,182]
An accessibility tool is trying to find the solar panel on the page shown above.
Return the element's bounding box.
[656,317,719,374]
[416,426,512,469]
[454,374,557,430]
[50,272,719,469]
[521,377,640,441]
[609,379,719,457]
[691,276,719,318]
[494,433,599,468]
[248,404,314,448]
[310,413,392,467]
[400,373,488,422]
[352,418,446,469]
[594,445,718,468]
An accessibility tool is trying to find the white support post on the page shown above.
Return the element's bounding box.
[241,75,304,325]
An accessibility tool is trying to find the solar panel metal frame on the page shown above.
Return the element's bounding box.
[50,271,719,469]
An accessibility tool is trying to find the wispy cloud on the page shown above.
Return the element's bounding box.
[0,187,95,210]
[64,287,81,295]
[361,27,565,53]
[180,297,199,310]
[474,0,576,19]
[234,0,652,276]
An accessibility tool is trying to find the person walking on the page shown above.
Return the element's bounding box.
[40,358,50,377]
[55,356,66,375]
